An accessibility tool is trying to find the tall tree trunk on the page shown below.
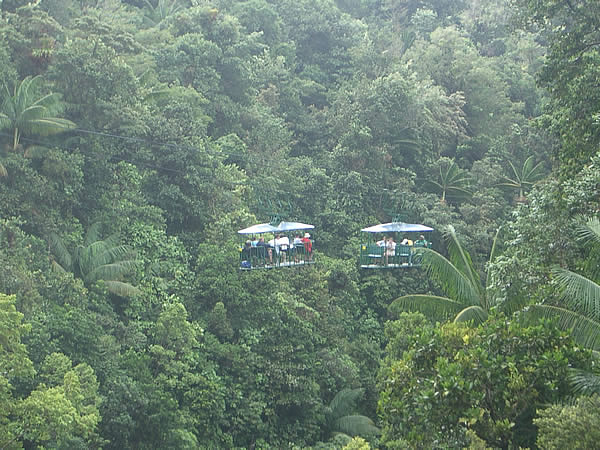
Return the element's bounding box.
[12,127,19,151]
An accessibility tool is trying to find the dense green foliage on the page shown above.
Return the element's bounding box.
[534,395,600,449]
[0,0,598,447]
[378,313,592,448]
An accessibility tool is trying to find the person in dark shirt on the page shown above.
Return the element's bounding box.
[257,236,272,264]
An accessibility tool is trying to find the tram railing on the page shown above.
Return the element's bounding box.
[359,243,428,268]
[240,242,314,270]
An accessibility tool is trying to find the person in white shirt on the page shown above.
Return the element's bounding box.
[385,236,396,265]
[275,234,290,263]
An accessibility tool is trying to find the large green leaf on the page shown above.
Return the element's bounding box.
[443,225,483,302]
[0,75,75,149]
[552,267,600,321]
[85,261,140,284]
[48,232,72,272]
[103,280,142,297]
[329,388,364,421]
[84,222,103,247]
[454,305,488,324]
[524,304,600,351]
[333,415,380,437]
[389,294,465,321]
[576,216,600,247]
[570,368,600,395]
[420,248,481,307]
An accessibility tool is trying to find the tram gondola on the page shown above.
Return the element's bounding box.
[238,221,315,270]
[359,220,433,269]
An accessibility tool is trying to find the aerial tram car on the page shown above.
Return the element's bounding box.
[238,220,315,270]
[359,220,434,269]
[236,215,435,270]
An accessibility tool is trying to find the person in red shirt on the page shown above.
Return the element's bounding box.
[301,233,313,261]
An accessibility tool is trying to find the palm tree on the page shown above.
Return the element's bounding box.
[324,388,380,442]
[0,76,75,152]
[389,225,503,324]
[497,155,545,203]
[49,223,141,297]
[143,0,182,29]
[423,159,472,204]
[524,217,600,351]
[523,217,600,394]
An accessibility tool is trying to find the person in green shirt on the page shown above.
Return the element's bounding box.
[414,235,429,247]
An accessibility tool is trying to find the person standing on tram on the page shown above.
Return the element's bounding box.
[301,232,313,261]
[276,234,290,263]
[385,236,396,265]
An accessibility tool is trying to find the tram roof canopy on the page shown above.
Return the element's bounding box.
[238,221,315,235]
[361,222,434,233]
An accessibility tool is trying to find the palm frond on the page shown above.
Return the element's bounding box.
[570,368,600,395]
[422,179,443,192]
[524,304,600,351]
[0,162,6,177]
[496,179,521,189]
[102,232,123,249]
[103,280,142,297]
[389,294,466,321]
[18,104,47,123]
[521,155,545,184]
[84,222,104,246]
[333,415,380,437]
[23,145,49,158]
[420,247,481,306]
[497,292,531,317]
[445,185,473,200]
[25,117,76,135]
[484,227,502,310]
[454,305,488,325]
[51,259,67,273]
[89,245,134,271]
[552,267,600,321]
[85,261,140,283]
[329,388,364,420]
[575,216,600,247]
[27,91,62,110]
[78,240,111,275]
[444,225,483,300]
[499,159,521,188]
[48,232,72,271]
[0,112,11,130]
